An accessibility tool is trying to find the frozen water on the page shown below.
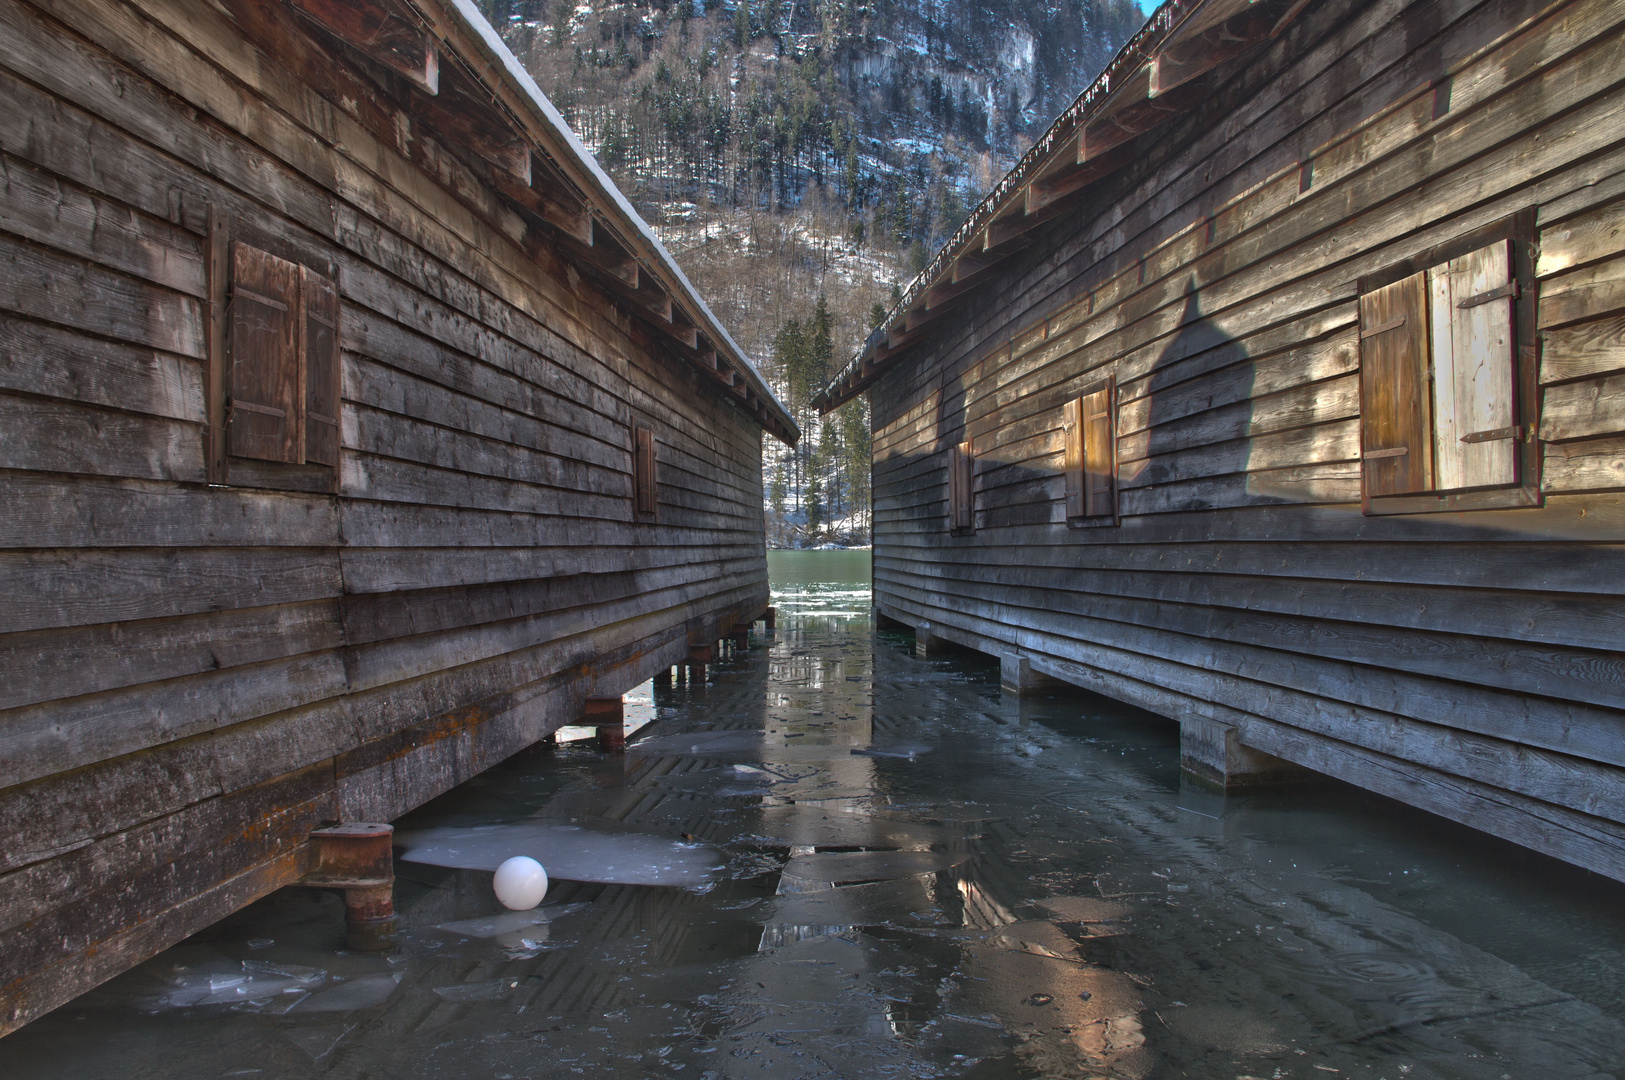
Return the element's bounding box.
[288,973,400,1013]
[8,550,1625,1080]
[433,908,551,939]
[850,742,934,759]
[777,849,969,893]
[396,822,719,887]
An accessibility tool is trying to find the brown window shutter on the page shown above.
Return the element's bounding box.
[1063,396,1085,517]
[634,422,656,515]
[1082,383,1116,518]
[228,243,302,463]
[949,440,974,532]
[1359,270,1432,497]
[1427,240,1517,490]
[300,266,340,467]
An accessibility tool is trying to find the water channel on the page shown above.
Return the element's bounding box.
[6,550,1625,1078]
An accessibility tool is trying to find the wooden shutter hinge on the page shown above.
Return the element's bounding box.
[1363,446,1408,459]
[1457,280,1518,309]
[1460,425,1522,444]
[1359,314,1406,338]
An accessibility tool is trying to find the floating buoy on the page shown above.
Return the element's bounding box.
[492,856,548,910]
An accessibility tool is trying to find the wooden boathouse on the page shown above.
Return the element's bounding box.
[819,0,1625,881]
[0,0,795,1033]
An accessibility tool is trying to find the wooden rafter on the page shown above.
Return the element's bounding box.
[286,0,438,93]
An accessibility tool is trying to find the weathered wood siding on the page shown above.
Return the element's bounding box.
[0,0,772,1032]
[870,0,1625,879]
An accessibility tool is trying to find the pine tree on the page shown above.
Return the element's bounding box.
[808,294,834,400]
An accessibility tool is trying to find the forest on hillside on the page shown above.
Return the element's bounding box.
[479,0,1144,545]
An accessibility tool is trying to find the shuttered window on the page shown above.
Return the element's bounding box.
[301,266,341,467]
[228,244,302,463]
[1064,382,1117,520]
[1360,238,1520,505]
[948,440,973,533]
[1427,240,1517,489]
[226,242,340,468]
[634,422,657,516]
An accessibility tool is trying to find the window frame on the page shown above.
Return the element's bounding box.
[1355,210,1541,516]
[633,420,658,519]
[206,208,341,492]
[1064,377,1119,528]
[947,438,974,536]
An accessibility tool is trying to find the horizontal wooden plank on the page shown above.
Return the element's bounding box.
[874,533,1625,596]
[1538,195,1625,277]
[1543,435,1625,492]
[0,841,309,1037]
[340,542,764,594]
[0,313,203,421]
[0,393,203,482]
[0,649,348,790]
[0,763,330,944]
[1541,371,1625,441]
[1540,314,1625,384]
[0,230,202,357]
[1539,253,1625,328]
[876,548,1625,653]
[878,558,1625,714]
[0,547,341,632]
[0,599,342,712]
[0,592,735,869]
[0,150,204,296]
[873,575,1625,771]
[0,474,339,548]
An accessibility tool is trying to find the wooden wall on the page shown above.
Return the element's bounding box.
[870,0,1625,880]
[0,0,771,1033]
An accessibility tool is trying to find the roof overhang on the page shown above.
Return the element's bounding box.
[281,0,799,444]
[813,0,1308,414]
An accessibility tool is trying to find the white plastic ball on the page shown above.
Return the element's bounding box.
[493,855,549,910]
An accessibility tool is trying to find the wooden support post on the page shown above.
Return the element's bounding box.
[763,606,776,631]
[1000,654,1065,696]
[687,643,712,681]
[1179,718,1315,790]
[585,696,625,753]
[730,624,750,649]
[915,622,945,658]
[653,667,673,687]
[305,823,395,951]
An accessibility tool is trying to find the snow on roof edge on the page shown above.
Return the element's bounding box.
[441,0,796,436]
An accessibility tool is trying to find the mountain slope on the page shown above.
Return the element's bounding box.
[479,0,1145,542]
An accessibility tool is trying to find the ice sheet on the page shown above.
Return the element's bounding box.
[289,974,401,1013]
[396,822,721,887]
[778,849,969,893]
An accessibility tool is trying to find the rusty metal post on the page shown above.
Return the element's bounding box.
[585,695,625,752]
[306,823,395,951]
[763,606,776,631]
[686,643,712,681]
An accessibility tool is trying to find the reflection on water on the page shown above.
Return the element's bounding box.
[5,551,1625,1078]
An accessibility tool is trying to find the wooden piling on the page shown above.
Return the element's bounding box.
[305,824,395,951]
[585,696,626,753]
